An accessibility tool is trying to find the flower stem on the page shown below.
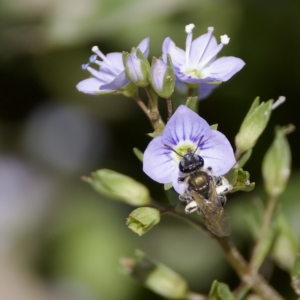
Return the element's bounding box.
[152,199,284,300]
[132,93,165,132]
[166,97,173,120]
[249,194,278,273]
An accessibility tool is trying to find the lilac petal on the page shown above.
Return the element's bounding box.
[172,177,187,194]
[202,56,245,82]
[189,30,218,68]
[200,130,235,176]
[152,59,167,91]
[105,52,124,71]
[143,136,178,184]
[161,105,212,146]
[137,37,150,57]
[162,37,185,70]
[76,78,102,94]
[126,56,143,83]
[100,70,130,91]
[198,83,220,100]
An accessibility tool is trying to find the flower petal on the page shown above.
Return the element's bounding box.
[137,37,150,57]
[76,78,102,94]
[202,56,245,82]
[200,130,235,175]
[161,105,212,146]
[189,30,218,68]
[162,37,185,72]
[100,70,130,91]
[198,83,220,100]
[143,136,178,184]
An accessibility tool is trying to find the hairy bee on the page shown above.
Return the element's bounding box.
[165,143,232,237]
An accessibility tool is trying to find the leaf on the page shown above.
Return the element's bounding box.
[209,280,235,300]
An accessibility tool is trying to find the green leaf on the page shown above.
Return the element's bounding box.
[126,207,160,236]
[82,169,151,206]
[209,280,235,300]
[210,124,218,130]
[185,96,198,112]
[133,147,143,162]
[225,168,255,193]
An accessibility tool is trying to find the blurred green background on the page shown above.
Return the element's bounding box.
[1,0,300,299]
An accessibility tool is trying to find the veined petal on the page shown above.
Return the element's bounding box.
[200,130,235,175]
[143,136,178,184]
[105,52,124,71]
[202,56,245,82]
[137,37,150,57]
[161,105,212,146]
[76,78,102,94]
[189,28,217,68]
[100,70,130,91]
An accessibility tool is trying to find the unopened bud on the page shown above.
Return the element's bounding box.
[150,55,175,98]
[126,207,160,236]
[123,50,150,87]
[120,250,189,299]
[235,97,273,153]
[262,125,293,197]
[82,169,150,206]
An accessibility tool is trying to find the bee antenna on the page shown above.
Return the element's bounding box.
[193,135,204,155]
[164,144,183,157]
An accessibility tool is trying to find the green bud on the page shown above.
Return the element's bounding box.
[235,97,273,153]
[262,125,293,197]
[120,250,189,299]
[123,50,150,87]
[149,54,175,99]
[82,169,150,206]
[126,207,160,236]
[291,253,300,295]
[271,213,297,271]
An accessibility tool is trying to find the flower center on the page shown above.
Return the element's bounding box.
[173,142,199,162]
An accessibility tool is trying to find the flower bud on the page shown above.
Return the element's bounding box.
[262,125,293,197]
[120,250,189,299]
[126,207,160,236]
[150,54,175,98]
[235,97,273,153]
[123,50,150,87]
[82,169,151,206]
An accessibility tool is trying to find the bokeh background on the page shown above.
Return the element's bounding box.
[1,0,300,299]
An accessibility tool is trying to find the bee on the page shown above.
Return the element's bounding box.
[165,142,232,237]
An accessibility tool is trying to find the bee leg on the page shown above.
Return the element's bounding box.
[196,207,204,217]
[185,200,198,214]
[218,194,227,206]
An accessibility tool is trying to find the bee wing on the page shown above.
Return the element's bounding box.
[191,180,231,237]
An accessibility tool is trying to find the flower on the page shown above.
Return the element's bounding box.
[149,56,175,98]
[162,24,245,96]
[143,105,236,194]
[76,38,150,95]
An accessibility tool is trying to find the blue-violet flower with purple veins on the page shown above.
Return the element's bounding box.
[162,24,245,97]
[76,38,150,95]
[143,105,236,194]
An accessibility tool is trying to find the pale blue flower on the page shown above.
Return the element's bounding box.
[143,105,235,194]
[162,24,245,93]
[76,38,150,95]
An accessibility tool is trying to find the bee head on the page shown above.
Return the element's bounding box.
[179,150,204,173]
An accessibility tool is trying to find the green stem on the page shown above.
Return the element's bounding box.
[249,194,278,273]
